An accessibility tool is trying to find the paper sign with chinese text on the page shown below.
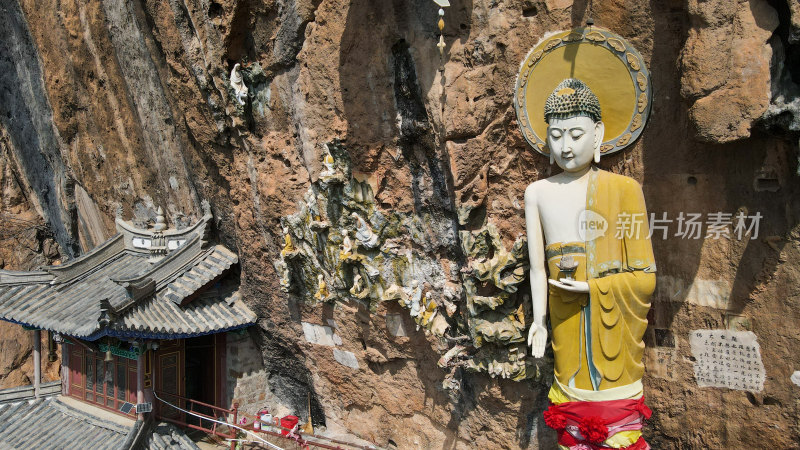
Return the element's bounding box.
[689,330,765,392]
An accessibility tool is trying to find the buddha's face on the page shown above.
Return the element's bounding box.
[546,116,604,172]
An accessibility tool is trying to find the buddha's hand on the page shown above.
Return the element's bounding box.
[548,278,590,293]
[528,323,547,358]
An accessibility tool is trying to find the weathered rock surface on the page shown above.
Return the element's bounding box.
[0,0,799,448]
[0,143,62,389]
[679,0,779,143]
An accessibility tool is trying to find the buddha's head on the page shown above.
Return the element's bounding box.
[544,78,605,172]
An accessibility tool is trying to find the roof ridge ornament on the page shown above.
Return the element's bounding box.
[114,276,156,305]
[98,298,115,329]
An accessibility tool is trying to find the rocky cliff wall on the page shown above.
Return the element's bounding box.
[0,0,798,448]
[0,120,63,388]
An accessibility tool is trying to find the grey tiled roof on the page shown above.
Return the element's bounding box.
[113,278,257,339]
[0,397,132,449]
[0,215,256,340]
[0,249,149,337]
[146,422,200,450]
[158,242,239,306]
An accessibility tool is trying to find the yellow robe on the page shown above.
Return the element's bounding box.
[548,167,656,392]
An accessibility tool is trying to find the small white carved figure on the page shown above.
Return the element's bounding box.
[280,225,297,258]
[349,273,369,299]
[339,235,353,260]
[314,274,330,301]
[230,63,248,106]
[408,280,422,318]
[320,145,337,178]
[351,212,379,248]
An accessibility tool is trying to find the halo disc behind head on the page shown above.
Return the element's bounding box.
[514,27,652,156]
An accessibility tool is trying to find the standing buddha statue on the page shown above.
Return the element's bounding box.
[525,78,656,450]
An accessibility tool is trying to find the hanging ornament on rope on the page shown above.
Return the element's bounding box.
[433,0,450,69]
[586,0,595,26]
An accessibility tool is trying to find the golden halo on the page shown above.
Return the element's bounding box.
[514,27,652,156]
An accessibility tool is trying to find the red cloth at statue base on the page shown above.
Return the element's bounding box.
[544,396,652,450]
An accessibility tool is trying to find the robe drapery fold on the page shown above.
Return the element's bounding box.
[547,167,656,391]
[545,168,656,449]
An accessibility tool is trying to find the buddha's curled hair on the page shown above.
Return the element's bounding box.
[544,78,602,123]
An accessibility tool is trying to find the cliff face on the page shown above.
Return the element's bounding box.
[0,119,62,388]
[0,0,799,447]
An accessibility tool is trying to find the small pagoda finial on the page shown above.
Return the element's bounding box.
[153,207,167,231]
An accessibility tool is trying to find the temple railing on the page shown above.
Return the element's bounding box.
[154,390,238,450]
[155,392,379,450]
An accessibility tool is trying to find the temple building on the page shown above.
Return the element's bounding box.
[0,207,257,447]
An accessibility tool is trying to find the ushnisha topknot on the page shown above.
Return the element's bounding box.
[544,78,602,123]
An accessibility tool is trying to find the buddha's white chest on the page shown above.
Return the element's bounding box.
[537,179,588,244]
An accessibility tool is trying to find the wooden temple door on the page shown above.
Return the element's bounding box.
[68,344,84,400]
[154,340,184,420]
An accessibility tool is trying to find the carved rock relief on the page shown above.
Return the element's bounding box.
[275,141,545,382]
[460,223,542,381]
[274,140,452,339]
